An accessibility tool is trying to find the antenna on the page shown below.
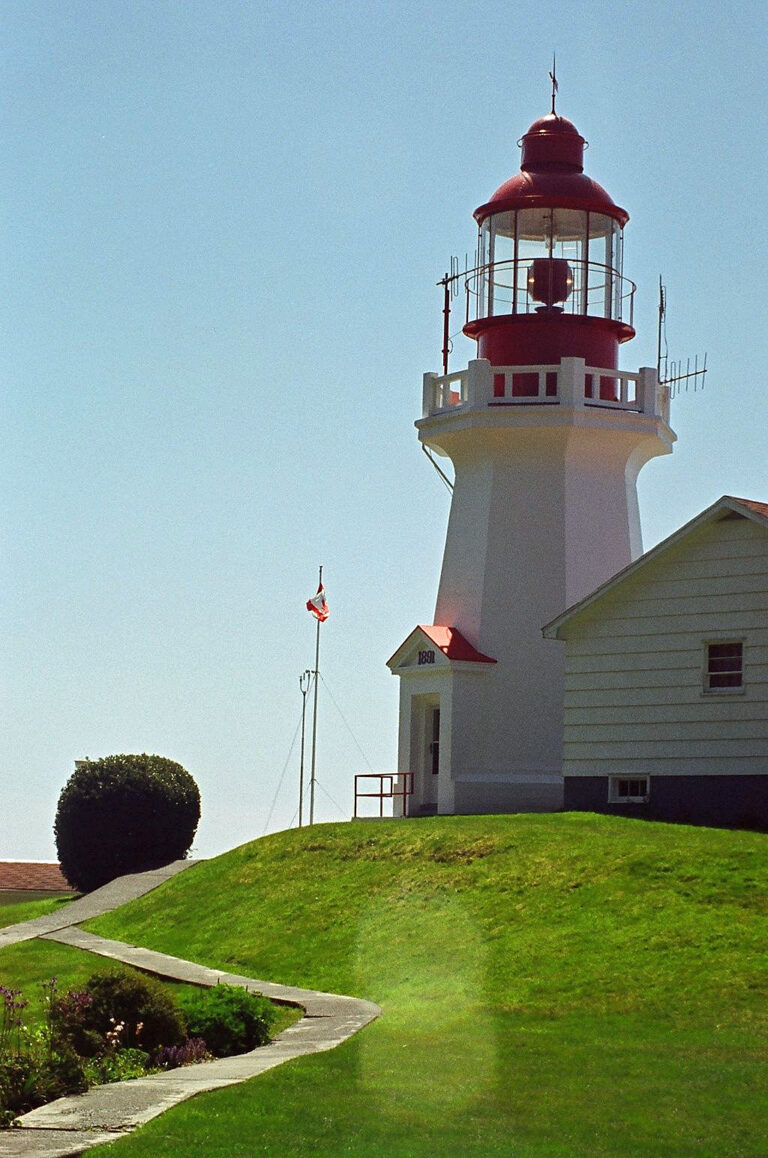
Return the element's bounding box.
[657,276,708,398]
[549,54,558,114]
[437,254,468,375]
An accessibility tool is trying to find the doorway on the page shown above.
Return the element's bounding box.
[411,695,440,811]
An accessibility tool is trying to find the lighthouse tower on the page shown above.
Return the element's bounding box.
[387,107,676,817]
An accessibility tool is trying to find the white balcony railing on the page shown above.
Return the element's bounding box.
[422,358,670,425]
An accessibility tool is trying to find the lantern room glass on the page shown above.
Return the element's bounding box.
[476,210,624,322]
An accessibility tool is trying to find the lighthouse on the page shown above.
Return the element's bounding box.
[387,106,676,817]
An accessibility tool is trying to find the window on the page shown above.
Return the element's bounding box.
[609,776,649,803]
[705,641,743,692]
[429,708,440,776]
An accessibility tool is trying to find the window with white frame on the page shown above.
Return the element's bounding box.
[705,641,744,692]
[608,776,650,803]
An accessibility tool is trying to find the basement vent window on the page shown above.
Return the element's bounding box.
[705,641,744,692]
[609,776,650,804]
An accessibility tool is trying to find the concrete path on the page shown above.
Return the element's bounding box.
[0,861,195,949]
[0,862,380,1157]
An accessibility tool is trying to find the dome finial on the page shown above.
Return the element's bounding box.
[549,53,558,115]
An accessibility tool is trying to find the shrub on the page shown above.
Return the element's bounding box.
[178,985,275,1057]
[55,970,187,1056]
[54,753,201,892]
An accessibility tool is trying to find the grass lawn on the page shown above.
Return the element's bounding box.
[0,895,73,929]
[74,813,768,1157]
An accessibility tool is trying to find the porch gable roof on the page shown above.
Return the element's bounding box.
[387,625,497,671]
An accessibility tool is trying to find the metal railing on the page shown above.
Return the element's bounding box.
[353,772,414,819]
[463,257,635,328]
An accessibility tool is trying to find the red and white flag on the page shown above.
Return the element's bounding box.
[306,583,329,622]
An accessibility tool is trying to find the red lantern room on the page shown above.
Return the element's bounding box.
[463,112,634,373]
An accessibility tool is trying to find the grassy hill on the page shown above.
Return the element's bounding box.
[76,814,768,1155]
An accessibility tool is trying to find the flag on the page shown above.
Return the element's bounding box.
[306,583,329,622]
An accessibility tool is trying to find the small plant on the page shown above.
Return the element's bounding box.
[0,981,87,1124]
[54,753,201,892]
[0,985,28,1056]
[178,984,275,1057]
[83,1047,153,1086]
[154,1037,211,1069]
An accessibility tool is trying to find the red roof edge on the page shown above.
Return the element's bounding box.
[417,625,497,663]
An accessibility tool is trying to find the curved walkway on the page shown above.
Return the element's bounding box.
[0,862,380,1158]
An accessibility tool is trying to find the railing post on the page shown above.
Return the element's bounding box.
[466,359,492,407]
[638,367,659,417]
[423,372,439,417]
[558,357,586,407]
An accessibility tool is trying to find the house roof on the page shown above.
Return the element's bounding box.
[543,495,768,639]
[0,862,74,893]
[724,496,768,521]
[387,625,497,669]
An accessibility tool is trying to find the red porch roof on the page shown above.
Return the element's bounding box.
[417,625,497,663]
[387,625,497,668]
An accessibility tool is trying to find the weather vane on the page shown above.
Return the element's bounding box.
[549,53,558,114]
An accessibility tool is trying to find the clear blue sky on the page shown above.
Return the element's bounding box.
[3,0,767,860]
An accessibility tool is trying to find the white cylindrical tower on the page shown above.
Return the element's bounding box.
[388,109,675,817]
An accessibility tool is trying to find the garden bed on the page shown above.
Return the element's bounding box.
[0,939,299,1125]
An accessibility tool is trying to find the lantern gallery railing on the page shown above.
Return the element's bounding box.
[423,358,671,425]
[449,258,635,328]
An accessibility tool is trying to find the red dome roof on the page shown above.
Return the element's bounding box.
[474,112,628,227]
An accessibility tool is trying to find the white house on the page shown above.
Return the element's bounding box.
[542,496,768,828]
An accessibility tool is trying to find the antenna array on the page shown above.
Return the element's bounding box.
[657,276,708,398]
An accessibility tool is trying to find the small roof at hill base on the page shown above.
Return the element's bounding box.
[0,862,74,892]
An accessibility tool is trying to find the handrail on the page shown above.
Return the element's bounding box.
[463,257,635,327]
[354,772,414,819]
[441,255,630,291]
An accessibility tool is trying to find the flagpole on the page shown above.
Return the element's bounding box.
[309,564,322,825]
[298,670,311,827]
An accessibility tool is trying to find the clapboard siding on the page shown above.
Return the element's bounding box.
[619,576,767,602]
[566,650,698,672]
[565,701,768,726]
[572,611,767,639]
[561,631,767,656]
[565,678,768,699]
[560,514,768,778]
[606,591,768,616]
[565,720,768,742]
[564,739,768,760]
[563,760,762,773]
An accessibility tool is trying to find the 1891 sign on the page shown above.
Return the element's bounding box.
[418,650,435,665]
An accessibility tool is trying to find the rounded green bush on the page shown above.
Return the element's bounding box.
[74,970,187,1055]
[54,754,201,893]
[178,984,275,1056]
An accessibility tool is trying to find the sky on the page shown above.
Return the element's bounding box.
[2,0,767,861]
